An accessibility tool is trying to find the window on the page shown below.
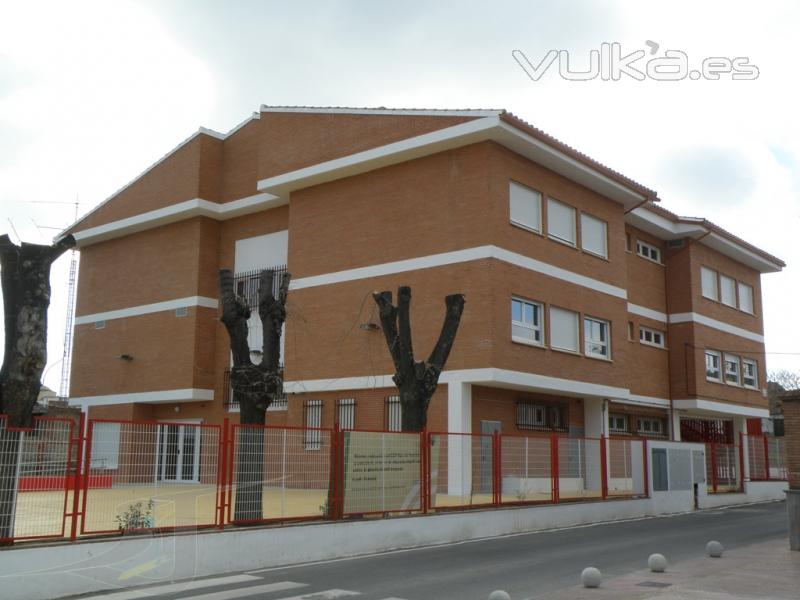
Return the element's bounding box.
[549,307,579,353]
[738,282,754,314]
[705,350,721,381]
[609,413,628,433]
[720,275,736,307]
[90,422,121,469]
[639,326,665,348]
[175,306,188,317]
[511,297,543,345]
[94,320,106,330]
[584,317,610,359]
[516,400,567,431]
[742,359,758,389]
[580,213,608,258]
[625,233,632,252]
[637,417,665,437]
[724,354,740,385]
[304,400,323,450]
[701,267,718,301]
[336,398,355,430]
[509,181,542,232]
[636,240,661,263]
[547,198,576,245]
[385,395,402,432]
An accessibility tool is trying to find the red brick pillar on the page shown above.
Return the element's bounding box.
[783,392,800,550]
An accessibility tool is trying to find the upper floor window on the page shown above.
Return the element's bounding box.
[547,198,577,246]
[580,213,608,259]
[705,350,721,381]
[701,267,719,301]
[509,181,542,233]
[720,274,736,307]
[724,354,740,385]
[738,282,754,314]
[636,240,661,263]
[742,359,758,389]
[511,297,543,346]
[550,307,579,353]
[584,316,610,359]
[639,326,665,348]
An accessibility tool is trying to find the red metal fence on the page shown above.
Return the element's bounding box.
[0,415,656,544]
[745,434,788,482]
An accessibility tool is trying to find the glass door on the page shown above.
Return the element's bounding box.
[156,424,200,483]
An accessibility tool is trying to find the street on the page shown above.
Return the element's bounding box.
[74,501,788,600]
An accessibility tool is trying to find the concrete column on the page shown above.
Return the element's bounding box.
[782,392,800,550]
[446,382,472,496]
[733,416,750,481]
[671,410,682,441]
[583,398,607,492]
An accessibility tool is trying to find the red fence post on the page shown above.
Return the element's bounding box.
[642,439,650,498]
[226,424,236,524]
[551,434,560,503]
[600,435,608,500]
[710,443,718,493]
[420,430,427,513]
[78,419,94,535]
[217,418,229,529]
[493,431,501,507]
[68,412,85,541]
[763,435,771,481]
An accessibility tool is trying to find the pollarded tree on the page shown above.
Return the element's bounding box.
[372,286,465,432]
[219,268,290,522]
[0,233,75,543]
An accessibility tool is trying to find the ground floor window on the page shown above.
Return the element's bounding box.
[516,400,568,432]
[336,398,356,430]
[609,413,628,434]
[637,416,666,438]
[385,395,402,432]
[304,400,323,450]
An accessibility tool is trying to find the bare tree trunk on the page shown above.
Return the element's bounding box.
[0,234,75,543]
[372,286,465,432]
[219,268,289,523]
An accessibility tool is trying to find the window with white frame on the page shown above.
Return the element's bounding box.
[584,316,610,359]
[304,400,323,450]
[549,307,579,353]
[738,282,754,314]
[639,326,665,348]
[511,297,543,345]
[385,395,402,432]
[724,354,740,385]
[516,401,567,431]
[509,181,542,232]
[742,359,758,388]
[609,413,628,433]
[637,417,665,437]
[636,240,661,263]
[720,274,736,307]
[580,213,608,258]
[701,267,719,301]
[705,350,721,381]
[336,398,356,430]
[547,198,577,245]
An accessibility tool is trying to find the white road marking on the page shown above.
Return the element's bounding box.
[179,581,308,599]
[274,590,361,600]
[82,575,263,599]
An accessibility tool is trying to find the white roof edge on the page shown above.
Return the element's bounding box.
[258,106,504,117]
[702,231,783,274]
[674,398,769,419]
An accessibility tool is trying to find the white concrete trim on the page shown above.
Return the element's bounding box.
[259,106,503,117]
[673,398,769,418]
[702,231,784,274]
[627,303,667,323]
[71,194,283,246]
[290,245,627,299]
[75,296,218,325]
[623,394,670,408]
[70,388,214,408]
[668,312,764,343]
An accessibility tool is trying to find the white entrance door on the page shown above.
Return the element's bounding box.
[156,424,201,483]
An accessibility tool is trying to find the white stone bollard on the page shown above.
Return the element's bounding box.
[648,553,667,572]
[706,540,724,558]
[488,591,511,600]
[581,567,602,588]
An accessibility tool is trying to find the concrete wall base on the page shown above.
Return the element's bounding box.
[787,489,800,551]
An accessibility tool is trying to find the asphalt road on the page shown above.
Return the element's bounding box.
[78,501,788,600]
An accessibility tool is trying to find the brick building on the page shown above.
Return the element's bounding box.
[63,107,784,479]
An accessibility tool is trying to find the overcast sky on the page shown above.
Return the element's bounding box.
[0,0,797,393]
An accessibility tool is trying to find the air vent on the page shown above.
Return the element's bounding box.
[666,239,685,248]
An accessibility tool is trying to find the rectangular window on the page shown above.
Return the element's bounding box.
[175,306,188,317]
[509,181,542,232]
[516,400,567,431]
[738,282,754,314]
[584,316,610,359]
[636,240,661,263]
[627,321,634,341]
[94,320,106,330]
[609,413,628,433]
[701,267,718,301]
[511,297,543,345]
[304,400,323,450]
[336,398,355,430]
[724,354,740,385]
[705,350,721,381]
[385,395,402,432]
[625,233,632,252]
[547,198,577,245]
[639,326,665,348]
[742,359,758,389]
[637,417,665,437]
[580,213,608,258]
[549,307,579,353]
[720,275,736,307]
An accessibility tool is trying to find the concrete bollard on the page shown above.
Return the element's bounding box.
[706,540,724,558]
[581,567,602,588]
[648,553,667,572]
[488,591,511,600]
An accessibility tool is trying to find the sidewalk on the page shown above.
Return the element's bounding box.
[537,538,800,599]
